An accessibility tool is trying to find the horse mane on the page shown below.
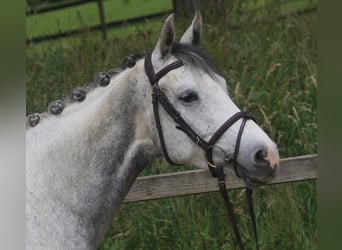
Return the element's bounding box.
[26,44,221,128]
[26,52,146,128]
[171,42,222,78]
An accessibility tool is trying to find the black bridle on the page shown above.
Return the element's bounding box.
[144,52,259,250]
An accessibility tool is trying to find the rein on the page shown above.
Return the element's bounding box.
[144,52,259,249]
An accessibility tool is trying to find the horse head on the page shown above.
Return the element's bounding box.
[146,12,279,187]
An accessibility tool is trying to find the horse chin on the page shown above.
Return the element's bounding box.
[235,165,268,189]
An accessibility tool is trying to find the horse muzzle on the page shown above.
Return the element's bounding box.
[236,143,280,187]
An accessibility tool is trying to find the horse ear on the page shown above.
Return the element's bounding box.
[180,11,202,46]
[152,14,176,59]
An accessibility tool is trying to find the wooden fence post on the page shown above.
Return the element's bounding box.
[172,0,201,18]
[172,0,228,24]
[96,0,107,40]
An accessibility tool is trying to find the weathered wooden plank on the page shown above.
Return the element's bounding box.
[124,154,317,203]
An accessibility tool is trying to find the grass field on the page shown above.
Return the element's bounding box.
[26,0,317,249]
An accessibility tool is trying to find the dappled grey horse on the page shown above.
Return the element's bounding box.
[26,12,279,249]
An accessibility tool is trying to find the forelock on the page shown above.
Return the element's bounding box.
[171,43,222,78]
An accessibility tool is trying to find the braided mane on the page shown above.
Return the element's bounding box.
[26,53,146,128]
[26,44,221,129]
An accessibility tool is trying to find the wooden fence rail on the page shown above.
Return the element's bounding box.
[26,1,317,45]
[26,11,170,44]
[26,0,95,15]
[124,154,317,203]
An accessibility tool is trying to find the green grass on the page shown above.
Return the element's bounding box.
[26,1,317,249]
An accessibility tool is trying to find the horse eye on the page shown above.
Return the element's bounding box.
[179,91,199,103]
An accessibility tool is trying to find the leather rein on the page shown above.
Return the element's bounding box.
[144,52,259,250]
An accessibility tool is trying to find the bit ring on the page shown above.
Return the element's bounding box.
[206,145,231,168]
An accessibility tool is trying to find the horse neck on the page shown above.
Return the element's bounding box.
[26,61,159,249]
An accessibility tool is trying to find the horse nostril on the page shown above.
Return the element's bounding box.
[255,148,268,164]
[254,144,280,169]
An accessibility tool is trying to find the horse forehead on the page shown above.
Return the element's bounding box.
[163,66,218,89]
[159,67,196,90]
